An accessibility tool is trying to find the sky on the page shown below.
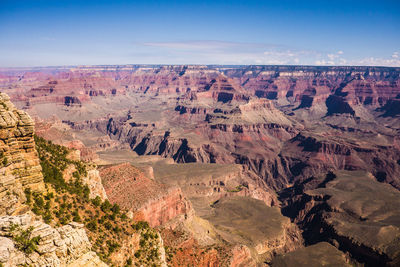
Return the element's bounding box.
[0,0,399,67]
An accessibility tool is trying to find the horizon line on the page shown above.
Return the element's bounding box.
[1,64,400,70]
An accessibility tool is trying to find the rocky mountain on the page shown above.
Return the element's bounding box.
[0,214,107,267]
[1,64,400,266]
[0,93,44,215]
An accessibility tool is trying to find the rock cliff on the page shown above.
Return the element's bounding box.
[0,92,44,215]
[280,170,400,266]
[99,163,192,227]
[0,214,107,267]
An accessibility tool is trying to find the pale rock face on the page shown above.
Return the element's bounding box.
[157,233,168,267]
[83,169,108,200]
[0,92,45,216]
[0,214,107,267]
[66,251,108,267]
[61,160,108,201]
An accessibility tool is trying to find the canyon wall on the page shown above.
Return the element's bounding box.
[0,92,44,215]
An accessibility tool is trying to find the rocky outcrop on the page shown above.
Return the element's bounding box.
[0,93,44,215]
[279,132,400,190]
[271,242,352,267]
[0,214,107,267]
[60,155,108,201]
[83,169,108,201]
[378,99,400,117]
[100,163,192,227]
[223,65,400,111]
[228,245,256,267]
[66,252,108,267]
[280,171,400,266]
[202,196,303,264]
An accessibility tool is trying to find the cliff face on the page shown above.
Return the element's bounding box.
[4,65,399,112]
[222,65,400,111]
[0,93,44,215]
[201,196,303,264]
[0,214,107,267]
[280,171,400,266]
[271,242,352,267]
[99,163,192,227]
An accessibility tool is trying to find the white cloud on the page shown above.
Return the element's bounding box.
[352,57,400,67]
[133,41,400,66]
[327,54,338,60]
[315,60,335,65]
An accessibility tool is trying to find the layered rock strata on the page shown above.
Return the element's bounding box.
[100,163,192,227]
[0,93,44,215]
[280,170,400,266]
[0,214,107,267]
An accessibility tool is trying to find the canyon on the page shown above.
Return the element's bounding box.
[1,64,400,266]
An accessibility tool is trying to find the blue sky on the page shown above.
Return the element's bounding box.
[0,0,399,67]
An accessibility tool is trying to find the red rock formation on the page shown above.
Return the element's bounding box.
[228,245,256,267]
[2,65,400,114]
[99,163,192,227]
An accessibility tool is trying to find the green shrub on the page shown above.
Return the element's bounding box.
[134,250,141,258]
[132,221,149,231]
[113,226,120,233]
[120,213,128,221]
[72,211,82,222]
[59,216,69,225]
[43,212,52,224]
[111,203,120,214]
[9,224,41,255]
[106,240,120,254]
[109,213,116,221]
[104,221,112,230]
[34,195,44,208]
[24,188,32,204]
[2,157,8,166]
[101,200,112,213]
[86,220,98,232]
[32,206,41,215]
[45,192,54,200]
[92,196,102,207]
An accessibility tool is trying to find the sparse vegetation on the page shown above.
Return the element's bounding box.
[227,184,244,192]
[0,151,8,167]
[9,224,41,255]
[132,221,162,266]
[30,135,163,265]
